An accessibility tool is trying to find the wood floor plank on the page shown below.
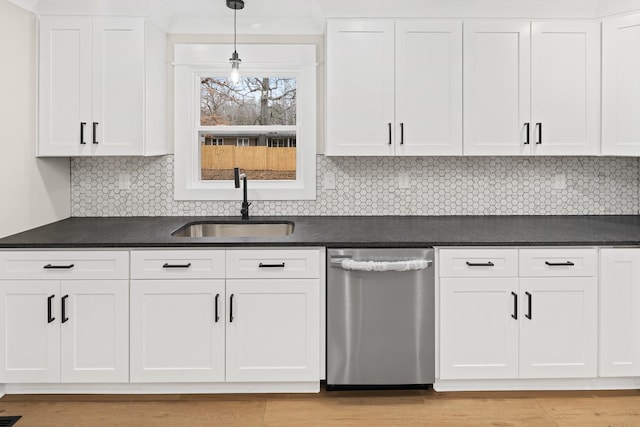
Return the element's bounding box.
[536,394,640,427]
[1,389,640,426]
[0,399,266,427]
[264,394,557,426]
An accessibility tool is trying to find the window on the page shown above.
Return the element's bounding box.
[174,44,316,201]
[202,137,224,146]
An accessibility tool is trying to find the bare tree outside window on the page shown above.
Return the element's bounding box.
[199,77,297,181]
[200,77,296,126]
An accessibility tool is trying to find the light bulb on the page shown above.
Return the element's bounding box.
[229,51,241,84]
[229,64,241,84]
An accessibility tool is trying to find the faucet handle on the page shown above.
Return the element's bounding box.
[234,167,241,188]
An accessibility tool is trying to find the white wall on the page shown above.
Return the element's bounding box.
[0,0,70,238]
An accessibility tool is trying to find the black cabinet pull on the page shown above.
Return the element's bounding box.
[465,261,495,267]
[61,295,69,323]
[162,263,192,269]
[400,122,404,145]
[511,292,518,320]
[229,294,235,323]
[258,263,286,268]
[545,261,575,266]
[524,122,530,145]
[214,293,220,323]
[536,122,542,144]
[525,292,532,319]
[388,122,392,145]
[43,264,75,270]
[92,122,99,144]
[80,122,87,145]
[47,295,55,323]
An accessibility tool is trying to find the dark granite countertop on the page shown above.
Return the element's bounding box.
[1,215,640,248]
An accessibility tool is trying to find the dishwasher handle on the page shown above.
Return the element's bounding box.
[331,258,433,272]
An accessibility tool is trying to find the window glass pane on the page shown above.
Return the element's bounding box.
[199,131,296,181]
[200,77,296,126]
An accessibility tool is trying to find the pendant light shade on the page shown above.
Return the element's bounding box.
[227,0,244,84]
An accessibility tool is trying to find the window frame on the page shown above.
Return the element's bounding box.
[174,44,317,201]
[236,138,250,147]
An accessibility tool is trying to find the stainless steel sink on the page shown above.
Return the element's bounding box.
[172,221,294,238]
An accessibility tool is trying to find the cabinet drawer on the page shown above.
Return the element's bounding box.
[519,248,597,277]
[439,249,518,277]
[0,251,129,280]
[226,249,320,279]
[131,250,225,279]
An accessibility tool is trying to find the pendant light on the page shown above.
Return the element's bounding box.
[227,0,244,84]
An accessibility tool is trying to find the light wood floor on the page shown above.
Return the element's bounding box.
[1,387,640,426]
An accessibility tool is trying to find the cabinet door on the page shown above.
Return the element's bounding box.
[91,17,145,155]
[463,21,531,155]
[326,20,395,155]
[60,280,129,383]
[38,16,92,156]
[531,22,600,155]
[519,277,597,378]
[439,278,519,379]
[395,21,462,155]
[600,249,640,377]
[130,280,225,382]
[602,14,640,155]
[0,281,60,383]
[226,279,319,382]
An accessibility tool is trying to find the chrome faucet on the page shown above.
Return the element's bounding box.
[234,167,251,220]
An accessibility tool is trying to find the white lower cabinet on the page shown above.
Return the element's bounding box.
[129,249,321,385]
[129,280,226,383]
[600,248,640,377]
[226,279,319,382]
[439,248,598,383]
[0,252,130,384]
[0,279,129,383]
[440,277,519,379]
[518,277,597,378]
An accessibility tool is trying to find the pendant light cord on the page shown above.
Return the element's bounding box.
[233,8,237,53]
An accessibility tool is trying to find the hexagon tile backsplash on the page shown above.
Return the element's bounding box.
[71,155,640,217]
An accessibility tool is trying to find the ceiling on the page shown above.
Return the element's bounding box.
[9,0,640,34]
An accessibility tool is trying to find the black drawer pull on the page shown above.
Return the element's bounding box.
[388,122,392,145]
[465,261,495,267]
[44,264,75,269]
[230,294,235,323]
[92,122,99,144]
[47,295,55,323]
[525,292,532,319]
[511,292,518,320]
[62,295,69,323]
[524,122,530,145]
[162,263,192,269]
[214,294,220,323]
[536,122,542,144]
[80,122,87,145]
[258,263,286,268]
[545,261,575,267]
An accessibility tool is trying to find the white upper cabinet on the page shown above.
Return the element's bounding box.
[463,21,531,155]
[530,22,600,155]
[464,21,600,156]
[602,13,640,156]
[38,16,168,157]
[326,20,395,156]
[395,21,463,155]
[326,20,463,156]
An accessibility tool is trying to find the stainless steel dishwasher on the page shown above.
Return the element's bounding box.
[327,248,435,389]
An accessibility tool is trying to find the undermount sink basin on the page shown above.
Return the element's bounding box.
[172,221,295,238]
